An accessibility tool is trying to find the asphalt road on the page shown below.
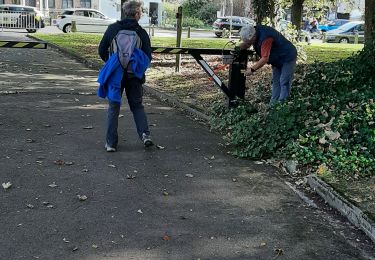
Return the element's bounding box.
[0,32,373,259]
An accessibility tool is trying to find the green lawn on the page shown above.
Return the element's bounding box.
[302,42,363,62]
[35,33,364,64]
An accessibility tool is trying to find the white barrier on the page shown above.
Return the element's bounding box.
[0,11,43,31]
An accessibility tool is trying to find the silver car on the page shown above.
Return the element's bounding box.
[325,21,365,44]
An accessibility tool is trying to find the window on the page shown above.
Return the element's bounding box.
[62,0,73,9]
[74,10,86,16]
[0,0,4,4]
[89,11,104,18]
[49,0,55,8]
[25,0,36,6]
[80,0,91,8]
[12,0,20,4]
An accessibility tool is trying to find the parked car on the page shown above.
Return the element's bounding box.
[325,21,365,43]
[318,19,350,32]
[213,16,255,38]
[0,4,45,33]
[56,8,116,33]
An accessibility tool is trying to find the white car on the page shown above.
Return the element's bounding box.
[56,8,116,33]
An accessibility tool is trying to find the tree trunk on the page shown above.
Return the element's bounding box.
[365,0,375,44]
[291,0,304,31]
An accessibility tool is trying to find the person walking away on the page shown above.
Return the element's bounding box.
[239,25,297,104]
[98,0,153,152]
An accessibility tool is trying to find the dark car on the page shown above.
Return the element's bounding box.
[318,19,350,32]
[213,16,255,38]
[325,21,365,43]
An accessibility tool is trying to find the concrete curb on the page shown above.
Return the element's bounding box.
[28,34,210,122]
[307,175,375,243]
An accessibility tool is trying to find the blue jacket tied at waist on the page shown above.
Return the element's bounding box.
[97,48,150,104]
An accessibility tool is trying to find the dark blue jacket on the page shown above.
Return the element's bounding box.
[98,19,152,63]
[254,25,297,68]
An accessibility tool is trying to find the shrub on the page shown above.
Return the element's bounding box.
[182,16,205,28]
[210,42,375,178]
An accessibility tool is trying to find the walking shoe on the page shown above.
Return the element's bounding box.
[142,133,154,147]
[105,143,116,152]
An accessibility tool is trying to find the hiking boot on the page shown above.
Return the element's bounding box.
[105,143,116,152]
[142,133,153,147]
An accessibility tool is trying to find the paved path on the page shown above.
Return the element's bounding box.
[0,41,374,259]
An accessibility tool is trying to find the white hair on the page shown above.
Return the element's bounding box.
[240,25,256,41]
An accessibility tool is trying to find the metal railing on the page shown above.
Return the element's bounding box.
[0,11,43,30]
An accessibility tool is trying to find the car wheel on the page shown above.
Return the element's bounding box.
[215,32,222,38]
[339,37,349,44]
[26,29,37,33]
[63,24,72,33]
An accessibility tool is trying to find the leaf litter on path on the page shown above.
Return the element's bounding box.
[2,182,12,190]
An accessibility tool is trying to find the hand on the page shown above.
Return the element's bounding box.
[245,68,255,77]
[239,41,251,50]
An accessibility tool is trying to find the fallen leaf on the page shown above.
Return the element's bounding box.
[137,209,143,214]
[156,145,165,150]
[26,139,35,143]
[108,164,116,168]
[63,238,70,243]
[92,244,98,249]
[185,174,194,178]
[126,175,136,179]
[26,204,34,209]
[77,195,88,201]
[210,156,215,160]
[318,137,327,144]
[83,126,93,129]
[275,248,284,256]
[162,234,171,241]
[2,182,12,190]
[232,178,237,182]
[65,161,74,166]
[325,130,341,141]
[54,160,64,165]
[260,242,266,247]
[254,161,263,165]
[72,246,79,252]
[162,191,169,196]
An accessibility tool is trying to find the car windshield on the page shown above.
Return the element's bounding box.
[337,22,361,31]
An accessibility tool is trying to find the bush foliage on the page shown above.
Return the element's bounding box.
[210,42,375,179]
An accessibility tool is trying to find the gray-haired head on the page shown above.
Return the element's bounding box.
[240,25,256,42]
[122,0,144,19]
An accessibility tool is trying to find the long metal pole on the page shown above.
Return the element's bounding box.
[175,6,182,72]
